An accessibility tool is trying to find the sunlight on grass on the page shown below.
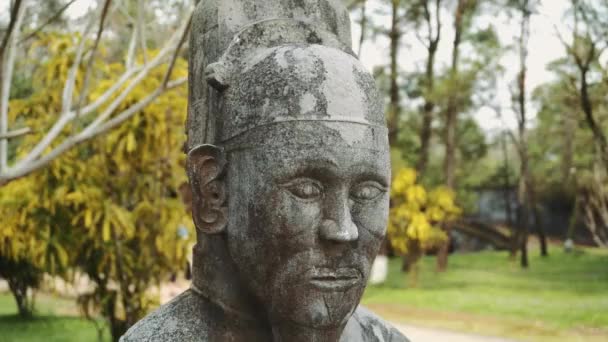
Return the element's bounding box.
[362,247,608,341]
[0,293,108,342]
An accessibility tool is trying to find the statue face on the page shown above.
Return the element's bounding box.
[224,123,390,328]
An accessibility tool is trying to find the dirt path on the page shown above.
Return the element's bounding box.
[394,323,518,342]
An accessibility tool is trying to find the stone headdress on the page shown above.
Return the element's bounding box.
[186,0,386,152]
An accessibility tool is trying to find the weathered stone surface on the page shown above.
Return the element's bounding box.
[121,290,406,341]
[123,0,409,341]
[187,0,352,149]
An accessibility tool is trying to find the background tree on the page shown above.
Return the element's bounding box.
[0,257,42,318]
[556,0,608,168]
[387,168,460,280]
[0,0,193,185]
[0,31,194,340]
[412,0,443,175]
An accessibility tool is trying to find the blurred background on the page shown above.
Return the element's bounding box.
[0,0,606,341]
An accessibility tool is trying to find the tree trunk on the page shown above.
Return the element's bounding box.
[388,0,401,146]
[443,0,464,190]
[562,112,575,185]
[517,168,530,268]
[515,0,532,268]
[402,239,423,274]
[416,49,436,174]
[526,176,548,257]
[579,68,608,168]
[357,0,367,57]
[416,0,441,174]
[566,193,580,243]
[501,132,514,226]
[7,277,34,318]
[438,0,465,272]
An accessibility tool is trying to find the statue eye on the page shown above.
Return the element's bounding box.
[284,179,323,200]
[351,182,385,202]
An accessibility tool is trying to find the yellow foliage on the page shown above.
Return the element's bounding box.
[387,168,461,256]
[0,32,193,319]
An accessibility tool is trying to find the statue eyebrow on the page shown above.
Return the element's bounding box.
[286,158,340,176]
[353,171,390,188]
[302,157,339,168]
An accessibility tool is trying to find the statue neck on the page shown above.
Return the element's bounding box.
[191,235,260,321]
[271,323,346,342]
[190,235,348,341]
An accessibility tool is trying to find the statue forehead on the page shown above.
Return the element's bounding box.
[223,121,389,153]
[220,44,385,142]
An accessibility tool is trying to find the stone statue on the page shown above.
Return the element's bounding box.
[121,1,409,341]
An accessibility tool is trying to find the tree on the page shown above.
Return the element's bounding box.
[556,0,608,169]
[387,0,404,146]
[531,66,580,246]
[533,57,608,249]
[0,32,194,341]
[400,0,444,175]
[0,0,193,185]
[554,1,608,248]
[0,257,42,318]
[348,0,370,57]
[388,168,460,279]
[438,0,480,271]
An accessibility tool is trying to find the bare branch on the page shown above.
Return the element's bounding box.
[19,0,77,44]
[75,0,113,117]
[0,0,23,57]
[490,104,521,152]
[16,16,96,168]
[0,3,195,185]
[91,77,186,138]
[15,64,142,170]
[346,0,366,11]
[414,30,429,49]
[1,0,28,172]
[0,127,31,139]
[422,0,433,45]
[126,24,138,68]
[356,0,367,57]
[83,18,191,135]
[162,15,192,88]
[117,0,135,22]
[137,0,148,64]
[61,16,96,115]
[16,7,189,168]
[0,78,186,185]
[434,0,443,46]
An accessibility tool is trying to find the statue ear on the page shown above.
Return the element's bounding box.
[187,145,227,234]
[205,62,231,91]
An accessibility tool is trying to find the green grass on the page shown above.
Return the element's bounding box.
[0,293,107,342]
[362,247,608,341]
[1,247,606,341]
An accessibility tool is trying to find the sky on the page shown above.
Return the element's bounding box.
[6,0,573,134]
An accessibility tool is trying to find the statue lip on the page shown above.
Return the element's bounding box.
[307,267,362,291]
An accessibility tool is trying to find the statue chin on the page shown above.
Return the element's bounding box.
[261,270,366,330]
[294,295,358,328]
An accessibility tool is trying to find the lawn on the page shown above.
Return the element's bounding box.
[0,247,606,342]
[0,293,107,342]
[362,246,608,341]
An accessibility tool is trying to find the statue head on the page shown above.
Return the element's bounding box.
[186,19,390,331]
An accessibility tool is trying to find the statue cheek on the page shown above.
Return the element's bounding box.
[352,197,389,240]
[272,191,322,239]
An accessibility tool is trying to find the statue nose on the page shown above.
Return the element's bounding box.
[319,197,359,243]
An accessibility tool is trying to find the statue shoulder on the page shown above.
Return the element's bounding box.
[342,306,410,342]
[120,290,211,342]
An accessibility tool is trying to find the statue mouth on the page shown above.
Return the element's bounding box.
[307,267,362,291]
